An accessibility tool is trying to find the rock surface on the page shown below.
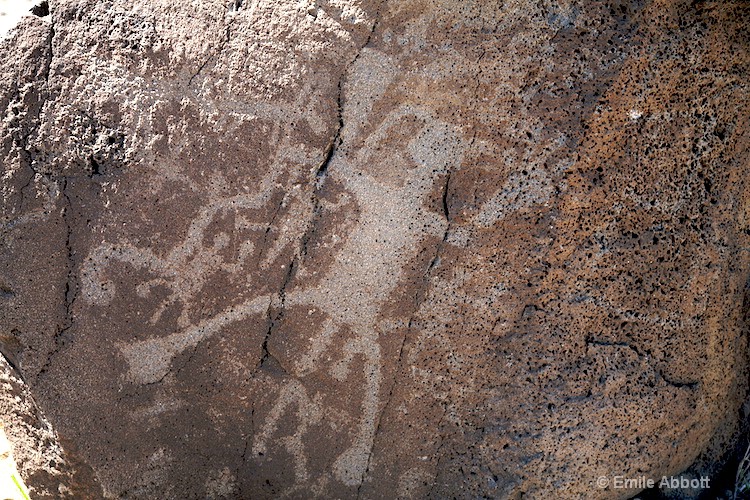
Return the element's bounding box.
[0,355,95,498]
[0,0,749,498]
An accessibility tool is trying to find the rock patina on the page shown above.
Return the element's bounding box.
[0,0,749,498]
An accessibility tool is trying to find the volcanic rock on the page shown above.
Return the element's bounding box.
[0,0,749,498]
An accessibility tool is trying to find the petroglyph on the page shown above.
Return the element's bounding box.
[252,380,323,483]
[3,0,749,497]
[118,294,271,385]
[82,46,467,487]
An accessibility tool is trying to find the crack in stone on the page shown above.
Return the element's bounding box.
[238,11,383,383]
[188,13,233,88]
[27,18,69,380]
[356,111,456,497]
[659,371,700,389]
[355,24,484,494]
[256,258,296,375]
[585,337,643,357]
[355,172,453,494]
[38,178,76,378]
[236,435,251,494]
[230,9,387,380]
[355,318,410,499]
[301,18,380,259]
[228,0,244,12]
[12,19,55,216]
[425,171,453,274]
[357,41,487,490]
[232,403,253,498]
[258,197,286,263]
[44,14,54,85]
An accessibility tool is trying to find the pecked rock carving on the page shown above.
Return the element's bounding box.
[1,0,749,498]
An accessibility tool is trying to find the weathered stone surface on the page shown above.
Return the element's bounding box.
[0,356,97,498]
[0,0,749,498]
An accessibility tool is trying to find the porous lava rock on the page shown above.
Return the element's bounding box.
[0,0,749,498]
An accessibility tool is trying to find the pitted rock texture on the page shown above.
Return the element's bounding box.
[0,355,97,498]
[1,0,749,498]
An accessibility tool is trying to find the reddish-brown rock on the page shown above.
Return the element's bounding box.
[0,0,749,498]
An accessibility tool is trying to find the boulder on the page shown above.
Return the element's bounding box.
[0,0,749,498]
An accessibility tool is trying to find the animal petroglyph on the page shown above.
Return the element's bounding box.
[81,48,467,485]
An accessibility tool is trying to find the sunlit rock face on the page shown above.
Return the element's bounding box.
[0,0,749,498]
